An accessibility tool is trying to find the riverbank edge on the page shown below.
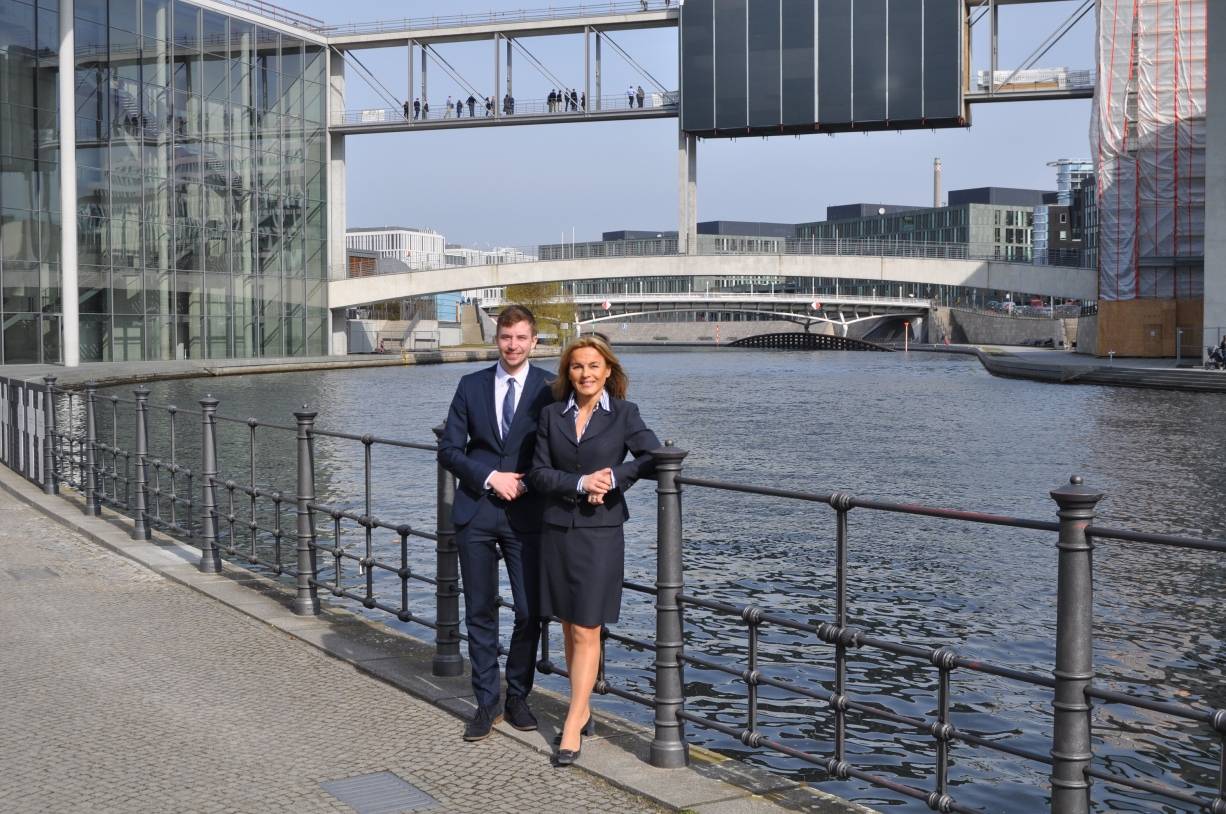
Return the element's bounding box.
[897,344,1226,394]
[0,346,562,389]
[0,466,876,814]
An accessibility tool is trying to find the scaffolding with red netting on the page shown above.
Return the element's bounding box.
[1092,0,1207,301]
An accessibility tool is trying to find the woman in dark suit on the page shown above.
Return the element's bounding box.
[530,337,659,766]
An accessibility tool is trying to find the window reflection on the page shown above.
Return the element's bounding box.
[0,0,327,363]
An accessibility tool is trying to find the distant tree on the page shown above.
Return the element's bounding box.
[503,282,577,345]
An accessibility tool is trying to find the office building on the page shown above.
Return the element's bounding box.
[1,0,331,364]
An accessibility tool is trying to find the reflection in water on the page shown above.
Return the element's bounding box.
[106,350,1225,812]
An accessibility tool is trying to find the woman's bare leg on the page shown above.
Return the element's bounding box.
[560,622,602,752]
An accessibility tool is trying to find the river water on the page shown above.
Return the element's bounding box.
[103,349,1226,813]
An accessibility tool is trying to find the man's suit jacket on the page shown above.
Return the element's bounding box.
[437,364,556,532]
[529,397,659,529]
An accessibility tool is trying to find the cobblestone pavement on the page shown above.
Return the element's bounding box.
[0,494,664,814]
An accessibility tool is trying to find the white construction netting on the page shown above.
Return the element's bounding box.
[1092,0,1207,300]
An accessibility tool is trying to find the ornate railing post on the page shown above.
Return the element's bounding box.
[131,386,151,540]
[651,443,689,768]
[198,395,222,573]
[83,382,100,515]
[293,408,320,616]
[432,423,463,677]
[41,376,57,494]
[1049,475,1103,814]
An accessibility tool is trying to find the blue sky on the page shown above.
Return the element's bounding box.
[289,0,1096,248]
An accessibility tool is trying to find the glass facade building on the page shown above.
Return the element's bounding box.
[1,0,61,364]
[1,0,328,365]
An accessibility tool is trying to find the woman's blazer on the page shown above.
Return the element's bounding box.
[529,396,660,529]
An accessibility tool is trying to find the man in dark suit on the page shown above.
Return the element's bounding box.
[438,305,555,741]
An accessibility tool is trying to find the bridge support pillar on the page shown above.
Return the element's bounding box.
[1205,0,1226,358]
[328,50,347,290]
[330,308,349,356]
[678,131,697,255]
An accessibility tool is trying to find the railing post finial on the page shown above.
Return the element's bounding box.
[83,382,100,516]
[41,376,58,495]
[198,395,222,573]
[131,386,152,540]
[650,444,690,768]
[292,408,320,616]
[1049,474,1103,814]
[431,423,463,677]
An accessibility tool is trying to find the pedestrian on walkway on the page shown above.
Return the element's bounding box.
[423,101,429,118]
[640,0,648,10]
[413,98,421,119]
[403,100,410,118]
[438,305,555,742]
[467,95,477,117]
[445,95,453,118]
[627,84,634,107]
[485,96,493,116]
[548,89,556,112]
[570,89,579,111]
[636,85,645,108]
[580,91,586,111]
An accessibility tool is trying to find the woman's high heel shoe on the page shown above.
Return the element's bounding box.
[552,716,594,745]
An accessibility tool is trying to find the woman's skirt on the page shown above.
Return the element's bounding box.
[540,523,624,627]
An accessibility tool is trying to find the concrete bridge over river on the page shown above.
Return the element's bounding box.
[327,252,1098,352]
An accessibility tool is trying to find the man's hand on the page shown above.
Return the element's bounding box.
[488,471,526,501]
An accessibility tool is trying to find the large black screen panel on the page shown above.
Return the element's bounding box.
[681,0,715,132]
[818,0,852,125]
[747,1,781,128]
[924,0,962,120]
[886,0,923,121]
[681,0,964,137]
[780,0,816,126]
[714,0,748,130]
[852,0,887,122]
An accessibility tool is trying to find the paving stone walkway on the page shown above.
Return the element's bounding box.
[0,493,664,814]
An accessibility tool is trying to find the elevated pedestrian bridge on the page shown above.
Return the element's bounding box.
[328,253,1098,311]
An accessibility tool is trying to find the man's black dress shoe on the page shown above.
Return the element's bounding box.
[463,705,503,742]
[504,696,538,731]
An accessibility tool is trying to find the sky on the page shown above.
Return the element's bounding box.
[286,0,1097,248]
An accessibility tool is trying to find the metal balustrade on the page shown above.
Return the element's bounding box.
[1,379,1222,813]
[318,1,674,37]
[331,238,1092,279]
[338,91,679,127]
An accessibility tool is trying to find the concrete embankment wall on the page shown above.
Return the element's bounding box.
[929,307,1081,348]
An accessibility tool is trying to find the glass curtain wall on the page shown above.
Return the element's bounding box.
[73,0,326,362]
[0,0,61,364]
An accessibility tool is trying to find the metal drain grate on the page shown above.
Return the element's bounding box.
[320,771,439,814]
[5,567,60,582]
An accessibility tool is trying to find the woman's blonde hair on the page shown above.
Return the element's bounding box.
[552,336,628,401]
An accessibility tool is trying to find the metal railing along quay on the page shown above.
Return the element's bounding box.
[3,374,1224,814]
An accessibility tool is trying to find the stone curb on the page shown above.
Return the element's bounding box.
[0,467,875,814]
[0,347,562,389]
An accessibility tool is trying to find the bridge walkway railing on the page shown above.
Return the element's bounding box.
[331,240,1091,282]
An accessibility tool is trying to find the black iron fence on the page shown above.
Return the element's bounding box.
[3,374,1224,814]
